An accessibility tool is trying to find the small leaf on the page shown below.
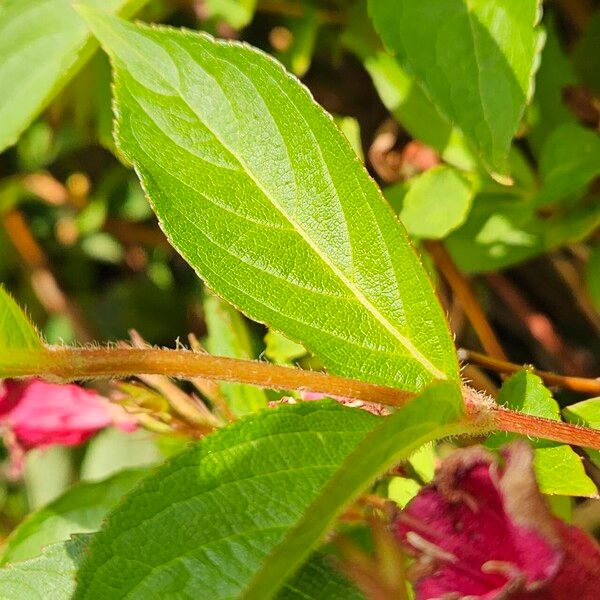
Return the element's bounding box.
[536,123,600,206]
[0,287,51,377]
[368,0,544,179]
[563,397,600,469]
[204,293,268,416]
[203,0,256,30]
[80,9,459,391]
[389,165,475,239]
[243,381,465,599]
[275,9,320,77]
[0,0,147,153]
[0,536,87,600]
[74,401,381,598]
[264,330,306,365]
[488,371,597,497]
[2,469,148,565]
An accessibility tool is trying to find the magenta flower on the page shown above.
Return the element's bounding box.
[393,441,600,599]
[0,379,136,467]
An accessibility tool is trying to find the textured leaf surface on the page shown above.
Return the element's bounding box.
[369,0,544,179]
[82,10,458,392]
[564,398,600,469]
[74,401,380,598]
[389,166,475,239]
[243,381,465,599]
[0,0,145,153]
[488,371,597,497]
[1,469,148,565]
[204,293,268,416]
[0,536,87,600]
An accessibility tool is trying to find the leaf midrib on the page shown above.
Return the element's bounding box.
[109,24,446,381]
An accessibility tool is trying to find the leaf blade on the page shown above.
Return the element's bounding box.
[80,9,459,391]
[368,0,544,179]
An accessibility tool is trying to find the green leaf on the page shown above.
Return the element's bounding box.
[342,7,477,172]
[586,243,600,315]
[275,9,320,77]
[204,293,268,416]
[526,14,578,154]
[203,0,256,30]
[2,469,148,565]
[446,192,600,273]
[279,554,364,600]
[243,381,465,599]
[74,401,381,598]
[389,165,475,239]
[0,536,87,600]
[264,330,306,365]
[0,286,42,351]
[81,10,459,391]
[536,124,600,206]
[368,0,544,180]
[563,397,600,469]
[488,371,597,497]
[0,286,51,377]
[0,0,147,153]
[572,11,600,95]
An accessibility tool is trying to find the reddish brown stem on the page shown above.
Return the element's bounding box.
[19,347,600,450]
[425,241,507,361]
[491,407,600,449]
[461,348,600,395]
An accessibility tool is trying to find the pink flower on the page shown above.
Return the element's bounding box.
[0,379,136,451]
[393,441,600,599]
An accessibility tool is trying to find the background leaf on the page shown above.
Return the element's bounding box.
[1,469,148,565]
[81,10,458,391]
[204,293,268,416]
[368,0,544,179]
[74,401,380,599]
[0,0,147,153]
[0,536,87,600]
[387,165,475,239]
[536,123,600,206]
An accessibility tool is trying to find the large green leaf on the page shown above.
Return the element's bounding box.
[74,401,381,598]
[1,469,148,565]
[342,4,477,172]
[0,286,50,376]
[0,0,147,153]
[368,0,544,180]
[79,9,458,392]
[243,381,465,599]
[0,536,87,600]
[487,371,597,497]
[204,293,268,416]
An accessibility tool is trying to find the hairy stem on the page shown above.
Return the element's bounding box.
[21,346,600,450]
